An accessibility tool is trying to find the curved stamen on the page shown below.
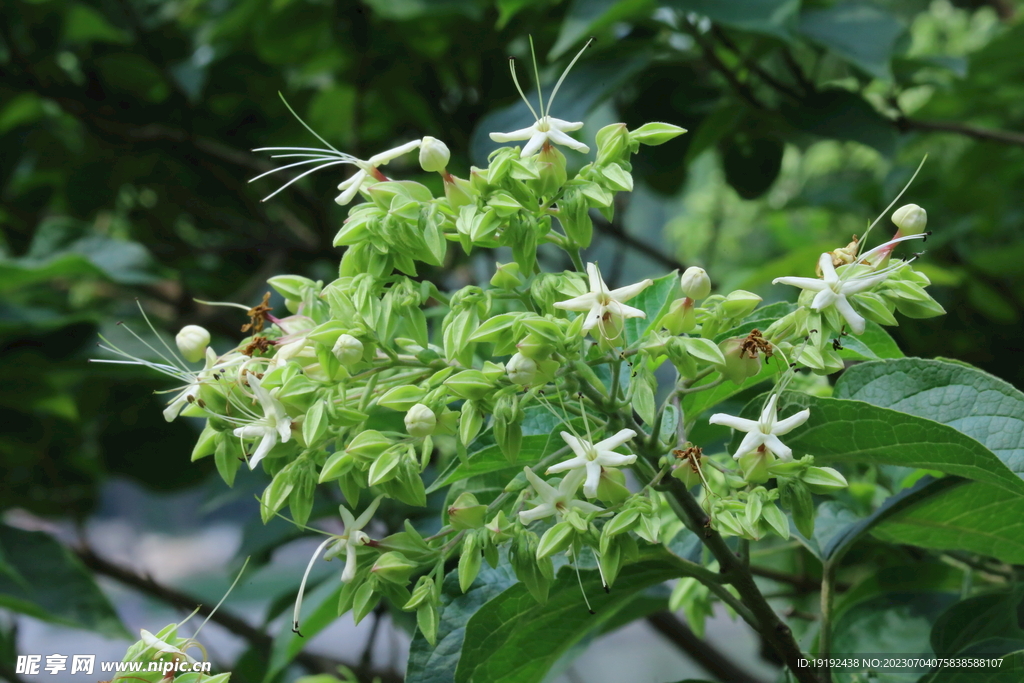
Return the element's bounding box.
[508,57,540,122]
[249,157,354,184]
[259,159,354,202]
[547,38,594,116]
[293,536,337,635]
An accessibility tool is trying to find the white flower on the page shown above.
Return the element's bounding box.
[233,375,292,469]
[293,497,381,635]
[772,252,893,335]
[162,347,219,422]
[709,394,809,462]
[546,428,638,499]
[489,40,592,158]
[519,467,601,524]
[252,128,421,205]
[554,262,652,339]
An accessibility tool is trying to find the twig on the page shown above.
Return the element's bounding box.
[896,117,1024,148]
[592,211,686,272]
[681,19,766,110]
[647,611,770,683]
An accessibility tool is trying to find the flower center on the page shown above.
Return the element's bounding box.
[536,116,551,132]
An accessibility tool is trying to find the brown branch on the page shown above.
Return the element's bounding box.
[750,566,851,593]
[75,547,403,683]
[681,19,766,110]
[647,611,771,683]
[896,116,1024,148]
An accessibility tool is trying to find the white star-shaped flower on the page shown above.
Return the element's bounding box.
[489,39,592,158]
[773,234,926,334]
[546,428,638,499]
[519,467,602,524]
[293,497,381,635]
[554,263,652,339]
[233,375,292,469]
[709,394,809,462]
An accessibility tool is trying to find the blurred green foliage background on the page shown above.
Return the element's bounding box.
[1,0,1022,679]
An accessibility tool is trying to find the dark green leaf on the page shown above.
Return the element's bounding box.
[624,271,679,346]
[782,89,897,156]
[0,524,128,638]
[799,2,906,80]
[667,0,799,40]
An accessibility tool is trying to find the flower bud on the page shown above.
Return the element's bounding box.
[419,136,450,173]
[531,144,567,198]
[680,267,711,300]
[490,262,522,289]
[891,204,927,235]
[596,123,630,165]
[738,450,773,484]
[486,511,513,543]
[443,370,493,400]
[448,492,488,531]
[505,353,538,385]
[596,468,631,504]
[332,334,364,366]
[405,403,437,437]
[404,576,436,610]
[721,290,762,319]
[516,333,554,360]
[717,338,761,384]
[801,466,849,493]
[662,298,697,335]
[672,461,702,488]
[444,174,474,210]
[346,430,392,459]
[176,325,210,363]
[371,551,417,585]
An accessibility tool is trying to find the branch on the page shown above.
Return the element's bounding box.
[591,210,687,272]
[647,611,771,683]
[896,116,1024,148]
[750,565,850,593]
[75,547,403,683]
[681,19,766,110]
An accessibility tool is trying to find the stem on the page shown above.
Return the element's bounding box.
[818,561,837,683]
[647,612,769,683]
[568,247,585,273]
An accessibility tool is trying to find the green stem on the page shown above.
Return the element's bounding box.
[568,247,585,273]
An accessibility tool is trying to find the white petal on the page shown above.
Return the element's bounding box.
[548,117,584,132]
[811,288,839,311]
[773,409,810,435]
[341,543,359,583]
[763,433,793,460]
[773,276,829,291]
[235,424,269,439]
[163,395,188,422]
[708,413,759,433]
[567,499,603,515]
[608,300,646,320]
[339,505,355,530]
[545,127,589,153]
[557,467,588,497]
[833,295,866,335]
[368,139,421,167]
[353,495,383,530]
[489,125,538,143]
[818,253,838,284]
[582,461,603,499]
[546,455,588,474]
[559,431,591,459]
[248,432,277,469]
[519,503,556,524]
[840,270,891,295]
[524,467,560,501]
[759,394,780,427]
[595,451,636,467]
[553,292,600,312]
[586,263,604,294]
[593,428,637,452]
[609,279,652,303]
[520,131,549,158]
[733,431,767,460]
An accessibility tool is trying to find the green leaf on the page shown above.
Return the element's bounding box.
[549,0,654,60]
[666,0,799,40]
[682,356,785,422]
[775,393,1024,496]
[624,271,679,346]
[0,524,128,638]
[454,556,680,683]
[798,2,906,80]
[834,359,1024,474]
[871,481,1024,565]
[930,588,1024,657]
[838,320,905,361]
[406,561,518,683]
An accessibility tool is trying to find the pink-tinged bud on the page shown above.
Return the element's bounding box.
[891,204,927,236]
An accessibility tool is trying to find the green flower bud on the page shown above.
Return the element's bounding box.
[448,492,488,530]
[346,429,391,459]
[490,262,522,289]
[891,203,927,235]
[444,174,474,210]
[419,136,450,173]
[662,298,697,335]
[403,576,435,610]
[802,466,849,493]
[536,521,574,560]
[721,290,762,319]
[175,325,210,363]
[596,468,631,504]
[371,552,417,585]
[332,334,364,366]
[531,144,567,198]
[486,511,513,543]
[680,267,711,300]
[405,403,437,437]
[459,400,483,446]
[738,449,774,484]
[458,533,482,592]
[516,332,554,360]
[557,187,594,249]
[671,461,702,488]
[717,338,761,384]
[629,122,687,146]
[596,123,630,165]
[505,352,538,385]
[444,369,494,400]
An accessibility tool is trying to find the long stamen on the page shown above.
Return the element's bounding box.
[192,299,252,312]
[858,156,927,253]
[105,324,185,376]
[508,57,540,122]
[260,159,355,202]
[570,546,596,614]
[136,301,191,370]
[278,92,341,154]
[192,558,250,639]
[528,36,545,118]
[852,233,929,268]
[547,37,594,116]
[249,157,353,184]
[253,146,356,157]
[293,536,337,635]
